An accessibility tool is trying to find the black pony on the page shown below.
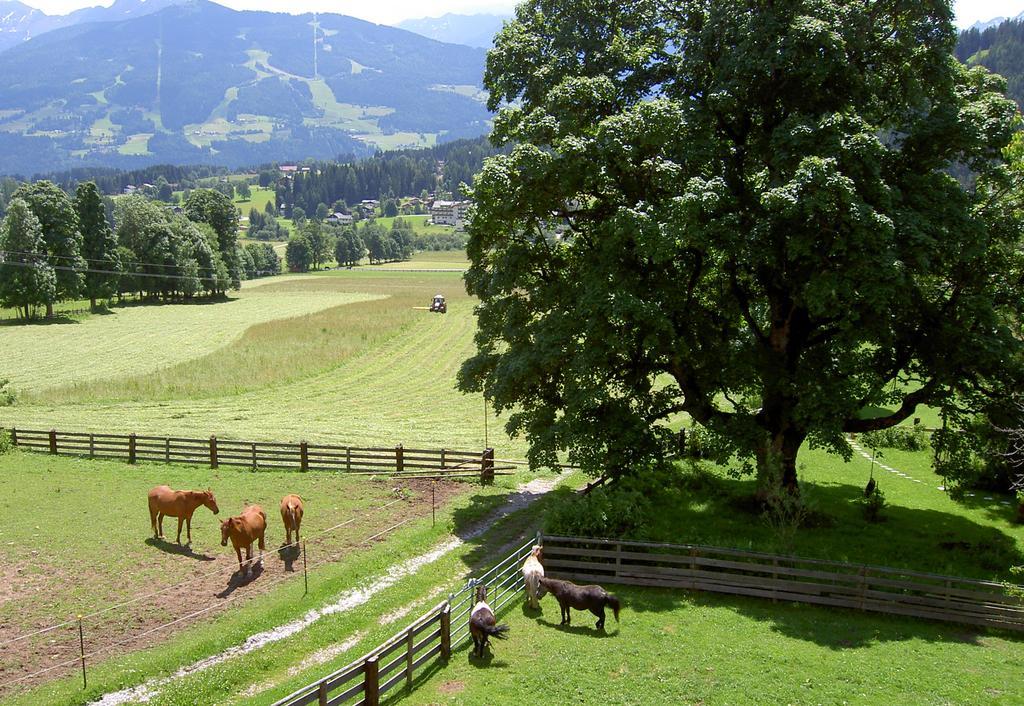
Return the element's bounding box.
[469,584,510,657]
[538,576,621,630]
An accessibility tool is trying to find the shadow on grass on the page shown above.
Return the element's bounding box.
[278,543,300,572]
[217,561,265,598]
[536,616,619,637]
[466,649,509,669]
[144,536,215,561]
[952,490,1021,527]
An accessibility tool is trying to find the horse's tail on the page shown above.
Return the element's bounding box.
[485,623,510,639]
[606,593,621,622]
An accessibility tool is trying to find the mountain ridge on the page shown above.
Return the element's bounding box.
[397,12,510,49]
[0,0,491,176]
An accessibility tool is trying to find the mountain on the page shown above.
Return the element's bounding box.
[957,16,1024,107]
[0,0,181,54]
[0,0,491,176]
[397,12,510,49]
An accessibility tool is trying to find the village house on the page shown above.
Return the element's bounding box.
[430,199,471,229]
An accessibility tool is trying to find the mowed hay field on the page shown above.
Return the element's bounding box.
[1,256,522,456]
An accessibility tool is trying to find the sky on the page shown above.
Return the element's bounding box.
[8,0,1023,29]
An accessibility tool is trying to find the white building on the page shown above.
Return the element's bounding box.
[430,200,471,228]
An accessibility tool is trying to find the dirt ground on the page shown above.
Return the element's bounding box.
[0,478,467,693]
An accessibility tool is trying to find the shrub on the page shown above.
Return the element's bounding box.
[0,429,11,455]
[860,426,928,452]
[545,474,657,539]
[0,378,14,406]
[858,485,887,523]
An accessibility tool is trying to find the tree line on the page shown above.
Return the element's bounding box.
[285,218,419,272]
[0,183,279,319]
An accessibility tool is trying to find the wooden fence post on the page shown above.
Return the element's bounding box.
[300,441,309,472]
[481,447,494,484]
[251,442,257,469]
[364,656,380,706]
[405,627,414,688]
[317,681,328,706]
[396,444,404,474]
[440,448,446,470]
[49,429,57,455]
[346,446,351,472]
[209,435,218,469]
[164,437,170,463]
[9,427,16,446]
[440,604,451,661]
[128,433,136,465]
[89,434,95,458]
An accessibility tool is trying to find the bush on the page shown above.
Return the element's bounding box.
[860,426,928,452]
[545,473,659,539]
[0,378,14,406]
[858,485,887,522]
[0,429,11,455]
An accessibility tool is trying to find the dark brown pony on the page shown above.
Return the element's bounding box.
[220,505,267,576]
[469,584,509,658]
[280,494,304,545]
[538,576,620,630]
[148,485,219,544]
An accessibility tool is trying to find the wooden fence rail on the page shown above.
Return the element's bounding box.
[541,535,1024,632]
[6,427,511,481]
[274,536,536,706]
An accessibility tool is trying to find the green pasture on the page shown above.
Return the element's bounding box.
[1,264,516,455]
[374,214,455,237]
[234,186,277,218]
[0,449,540,706]
[1,288,381,394]
[403,583,1023,706]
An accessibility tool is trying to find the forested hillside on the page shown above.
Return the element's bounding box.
[957,18,1024,106]
[0,0,490,176]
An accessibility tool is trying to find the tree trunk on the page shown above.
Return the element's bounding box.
[45,302,53,318]
[756,428,804,495]
[90,296,97,311]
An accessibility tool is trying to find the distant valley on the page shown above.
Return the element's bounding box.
[0,0,490,176]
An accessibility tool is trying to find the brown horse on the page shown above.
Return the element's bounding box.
[280,494,304,545]
[538,576,620,630]
[220,505,267,576]
[469,583,509,658]
[148,485,219,544]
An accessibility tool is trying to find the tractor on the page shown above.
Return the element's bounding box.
[429,294,447,314]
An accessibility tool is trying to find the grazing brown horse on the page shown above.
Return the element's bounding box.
[538,576,620,630]
[220,505,267,576]
[469,584,509,658]
[148,485,219,544]
[280,494,304,545]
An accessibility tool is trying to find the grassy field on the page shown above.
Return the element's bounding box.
[1,263,516,454]
[2,289,381,395]
[0,449,535,704]
[0,448,561,700]
[403,583,1023,705]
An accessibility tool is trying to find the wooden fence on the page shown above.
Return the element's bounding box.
[274,536,536,706]
[7,427,510,481]
[542,535,1024,632]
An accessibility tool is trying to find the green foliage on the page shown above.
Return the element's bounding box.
[857,484,887,523]
[14,180,83,307]
[285,234,312,272]
[0,198,56,318]
[545,475,655,539]
[461,0,1024,489]
[332,226,365,267]
[243,242,281,278]
[860,426,929,452]
[75,181,119,307]
[0,378,15,407]
[0,429,10,455]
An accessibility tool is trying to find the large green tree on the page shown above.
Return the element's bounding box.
[184,188,241,288]
[14,180,83,317]
[459,0,1024,489]
[75,182,119,309]
[0,199,56,319]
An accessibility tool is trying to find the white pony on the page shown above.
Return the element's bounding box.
[522,545,546,609]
